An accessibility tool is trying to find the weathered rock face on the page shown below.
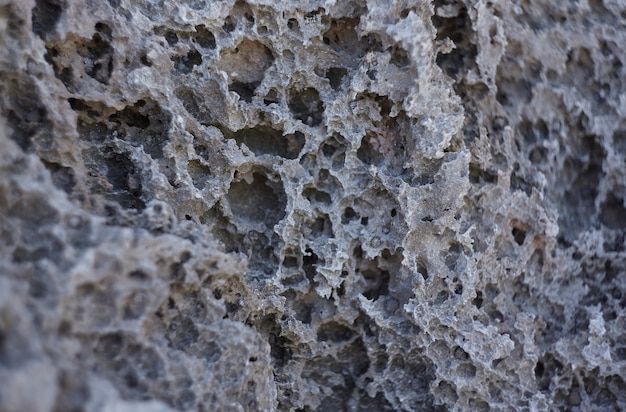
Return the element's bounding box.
[1,0,626,410]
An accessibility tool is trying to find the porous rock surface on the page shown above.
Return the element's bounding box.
[1,0,626,410]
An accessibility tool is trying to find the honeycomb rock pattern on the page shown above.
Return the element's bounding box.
[1,0,626,411]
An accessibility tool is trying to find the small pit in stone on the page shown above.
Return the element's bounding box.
[82,146,145,211]
[42,22,114,90]
[322,17,382,62]
[108,99,172,159]
[32,0,63,40]
[361,267,390,301]
[288,87,324,127]
[175,79,225,125]
[317,321,355,342]
[218,38,274,102]
[326,67,348,90]
[303,187,332,206]
[81,23,115,84]
[306,213,334,239]
[600,193,626,229]
[226,171,287,229]
[193,25,216,49]
[172,49,202,75]
[42,161,76,194]
[221,126,305,159]
[4,76,51,152]
[188,160,211,189]
[320,134,347,170]
[353,247,392,301]
[431,3,477,78]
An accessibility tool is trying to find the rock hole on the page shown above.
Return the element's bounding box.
[320,134,347,169]
[529,146,549,165]
[111,106,150,129]
[95,332,124,360]
[282,255,299,269]
[431,3,477,77]
[229,81,258,103]
[317,322,355,342]
[226,171,287,228]
[495,43,533,106]
[175,82,223,125]
[32,0,64,40]
[253,315,293,368]
[288,87,324,127]
[193,25,216,49]
[188,160,211,189]
[434,290,449,305]
[566,47,595,84]
[109,99,171,159]
[512,227,527,246]
[42,160,75,194]
[223,16,236,32]
[303,187,332,206]
[557,139,603,242]
[321,136,339,157]
[453,346,469,361]
[163,30,179,46]
[223,126,304,159]
[288,295,313,324]
[469,163,498,185]
[303,249,319,283]
[323,17,380,60]
[200,206,242,253]
[96,150,145,210]
[342,207,359,224]
[287,18,299,31]
[361,267,390,301]
[128,270,148,281]
[356,131,382,165]
[81,23,114,84]
[140,54,152,66]
[389,45,410,68]
[309,214,334,238]
[333,278,345,297]
[326,67,348,90]
[416,257,429,280]
[243,230,279,280]
[517,118,549,144]
[613,129,626,155]
[510,219,528,245]
[122,291,147,320]
[535,355,563,392]
[173,49,202,75]
[219,39,274,97]
[472,291,483,308]
[263,88,280,105]
[4,77,50,151]
[600,193,626,229]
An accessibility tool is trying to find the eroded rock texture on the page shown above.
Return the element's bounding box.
[1,0,625,410]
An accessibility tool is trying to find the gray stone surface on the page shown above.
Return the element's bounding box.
[1,0,626,410]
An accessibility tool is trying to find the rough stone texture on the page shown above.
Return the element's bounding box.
[1,0,626,410]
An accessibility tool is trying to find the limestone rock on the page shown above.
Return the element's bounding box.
[1,0,625,410]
